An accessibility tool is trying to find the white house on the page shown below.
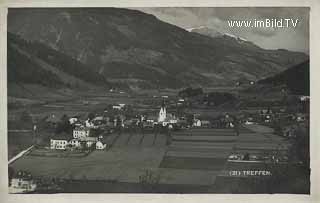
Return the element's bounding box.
[68,139,81,148]
[193,119,202,127]
[300,96,310,101]
[296,113,307,122]
[73,127,90,139]
[85,119,94,128]
[69,117,78,125]
[50,137,68,150]
[96,141,107,150]
[112,105,122,110]
[9,172,37,194]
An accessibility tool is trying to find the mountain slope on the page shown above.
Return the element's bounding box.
[8,32,110,91]
[258,60,309,95]
[8,8,308,88]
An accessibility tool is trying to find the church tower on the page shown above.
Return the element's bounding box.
[158,99,166,122]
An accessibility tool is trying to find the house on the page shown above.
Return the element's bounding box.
[177,119,188,128]
[146,115,158,124]
[68,139,81,148]
[85,119,95,128]
[143,121,154,128]
[96,141,107,150]
[167,113,178,124]
[296,113,307,122]
[50,136,69,150]
[201,120,211,128]
[245,120,254,125]
[224,114,235,128]
[282,126,296,138]
[9,171,37,194]
[69,117,78,125]
[263,115,272,123]
[112,105,122,110]
[93,116,104,122]
[73,127,90,139]
[193,119,202,127]
[45,114,61,128]
[300,96,310,101]
[79,137,98,148]
[123,119,133,128]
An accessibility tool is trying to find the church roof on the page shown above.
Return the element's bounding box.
[161,99,166,108]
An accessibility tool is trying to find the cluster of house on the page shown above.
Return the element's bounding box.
[142,100,235,129]
[9,171,37,194]
[241,106,309,138]
[228,152,288,163]
[242,107,308,125]
[50,126,107,150]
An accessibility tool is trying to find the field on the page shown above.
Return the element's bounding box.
[10,148,166,182]
[8,87,292,192]
[8,131,34,159]
[28,148,90,158]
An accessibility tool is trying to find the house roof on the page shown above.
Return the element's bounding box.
[74,126,90,131]
[51,132,72,140]
[79,137,98,142]
[45,114,60,123]
[93,116,104,121]
[201,120,211,124]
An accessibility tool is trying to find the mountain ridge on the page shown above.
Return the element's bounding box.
[8,8,308,89]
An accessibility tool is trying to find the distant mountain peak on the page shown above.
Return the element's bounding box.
[186,25,208,32]
[188,26,223,38]
[223,33,247,42]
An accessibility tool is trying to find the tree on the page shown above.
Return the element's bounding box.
[55,114,72,134]
[88,112,95,121]
[186,114,194,127]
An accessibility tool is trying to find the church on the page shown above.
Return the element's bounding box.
[157,99,178,128]
[158,99,166,123]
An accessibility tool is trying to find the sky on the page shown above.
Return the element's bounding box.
[135,7,309,53]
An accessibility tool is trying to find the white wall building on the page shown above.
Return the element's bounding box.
[50,138,68,150]
[85,119,94,128]
[73,127,90,139]
[68,139,81,148]
[193,119,202,127]
[96,141,107,150]
[10,174,37,193]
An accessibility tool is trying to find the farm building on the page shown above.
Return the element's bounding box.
[68,139,81,148]
[73,127,90,139]
[9,171,37,193]
[96,141,107,150]
[50,136,69,150]
[79,137,98,148]
[193,119,202,127]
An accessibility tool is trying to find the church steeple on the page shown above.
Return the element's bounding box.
[158,99,166,122]
[161,98,166,108]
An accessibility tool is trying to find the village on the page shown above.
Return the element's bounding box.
[8,86,310,193]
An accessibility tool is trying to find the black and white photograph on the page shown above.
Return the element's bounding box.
[6,6,311,194]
